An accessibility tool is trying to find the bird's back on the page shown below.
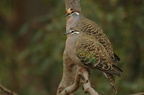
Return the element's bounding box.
[74,16,120,63]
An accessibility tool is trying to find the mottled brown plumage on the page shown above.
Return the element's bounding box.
[74,16,120,62]
[65,8,122,94]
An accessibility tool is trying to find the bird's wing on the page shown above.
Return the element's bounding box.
[76,36,122,76]
[76,18,120,62]
[99,34,120,62]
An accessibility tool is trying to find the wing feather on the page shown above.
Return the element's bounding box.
[76,36,122,76]
[76,17,120,62]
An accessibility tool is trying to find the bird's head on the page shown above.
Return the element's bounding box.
[65,8,80,17]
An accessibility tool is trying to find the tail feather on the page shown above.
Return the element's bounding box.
[105,64,123,77]
[103,73,117,94]
[112,65,123,77]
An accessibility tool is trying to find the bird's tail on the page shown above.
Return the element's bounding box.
[112,65,123,77]
[105,64,123,77]
[103,72,117,94]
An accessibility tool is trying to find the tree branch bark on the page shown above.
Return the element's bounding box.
[0,84,18,95]
[65,0,81,12]
[57,66,99,95]
[131,92,144,95]
[82,70,99,95]
[58,67,81,95]
[57,50,78,95]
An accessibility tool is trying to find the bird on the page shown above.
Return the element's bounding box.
[64,8,123,94]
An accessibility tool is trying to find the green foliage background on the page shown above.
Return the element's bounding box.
[0,0,144,95]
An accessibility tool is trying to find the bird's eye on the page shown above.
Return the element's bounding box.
[71,30,75,33]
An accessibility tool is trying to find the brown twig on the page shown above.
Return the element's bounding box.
[65,0,81,11]
[82,70,99,95]
[57,50,78,95]
[57,67,99,95]
[0,84,18,95]
[58,67,81,95]
[130,92,144,95]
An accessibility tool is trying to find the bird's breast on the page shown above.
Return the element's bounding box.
[65,37,76,52]
[65,37,82,65]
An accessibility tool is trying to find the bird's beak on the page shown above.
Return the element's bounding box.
[65,13,69,17]
[64,32,71,35]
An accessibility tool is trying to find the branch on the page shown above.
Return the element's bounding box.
[131,92,144,95]
[57,67,99,95]
[0,84,18,95]
[57,50,78,95]
[58,67,81,95]
[65,0,81,12]
[82,70,99,95]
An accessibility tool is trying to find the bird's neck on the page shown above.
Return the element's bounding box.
[66,14,81,32]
